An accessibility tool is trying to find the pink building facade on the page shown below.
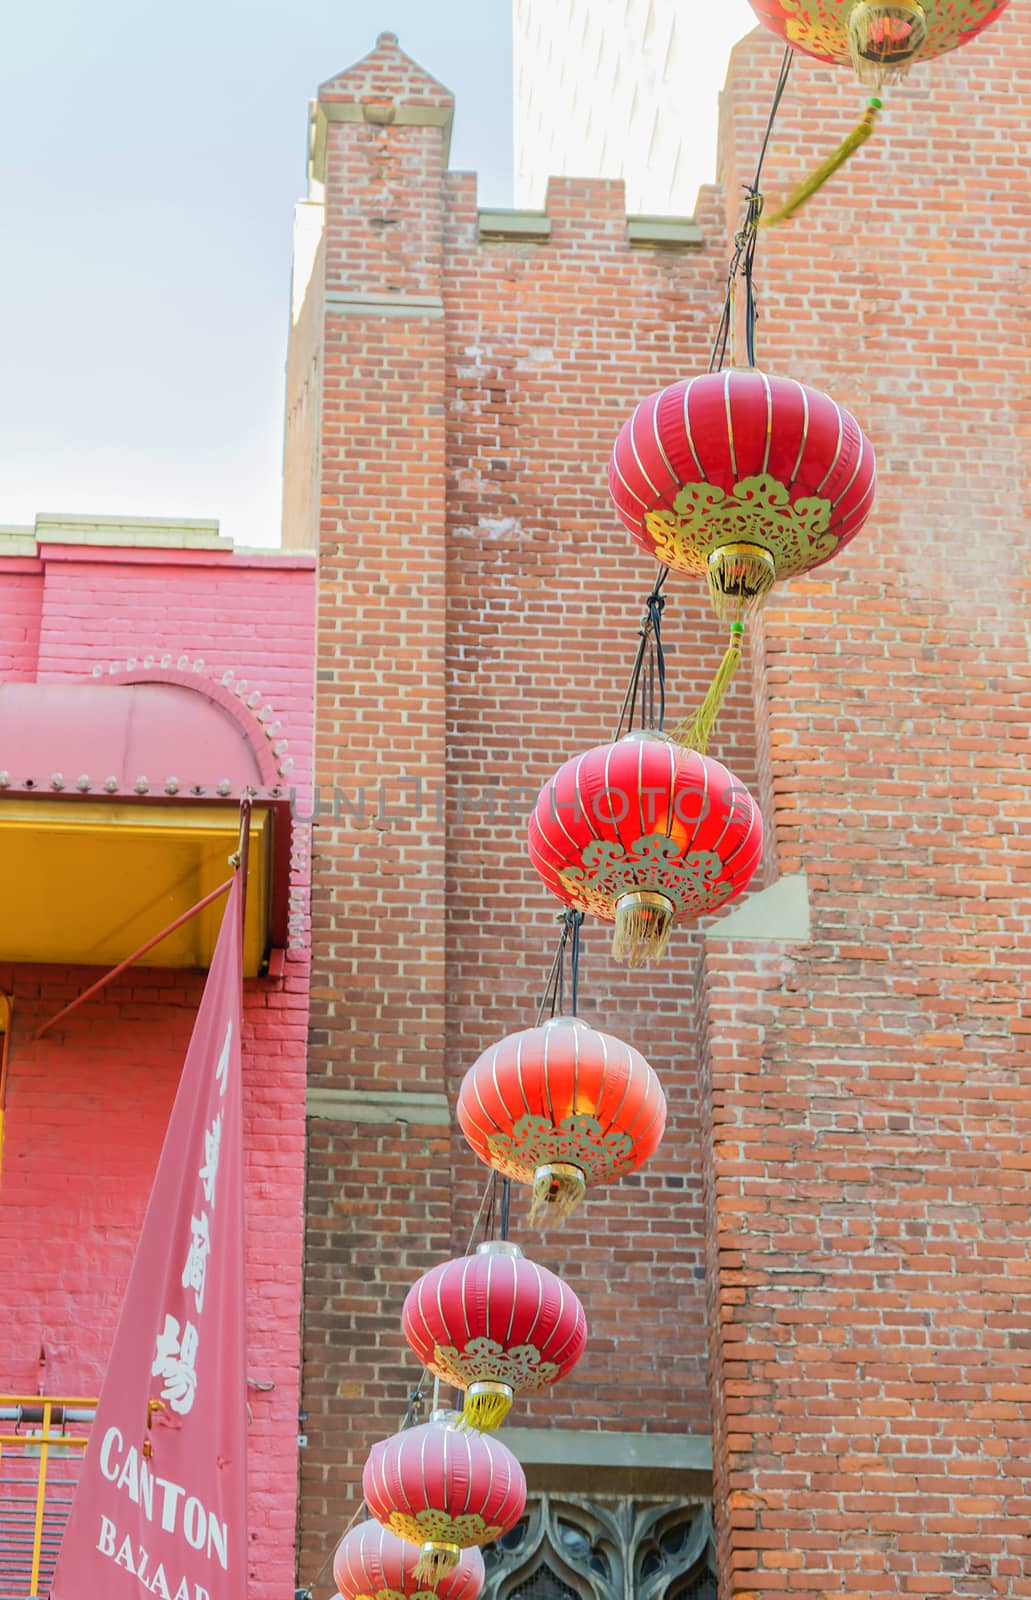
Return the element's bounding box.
[0,517,315,1598]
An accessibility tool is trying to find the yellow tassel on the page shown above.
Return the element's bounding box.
[414,1544,461,1583]
[762,99,882,229]
[671,625,745,756]
[460,1383,514,1432]
[848,1,927,83]
[612,890,676,968]
[530,1162,587,1228]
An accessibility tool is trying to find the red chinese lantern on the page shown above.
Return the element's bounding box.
[363,1414,526,1583]
[457,1015,667,1225]
[608,368,875,619]
[402,1240,588,1431]
[527,731,762,967]
[334,1520,485,1600]
[746,0,1009,83]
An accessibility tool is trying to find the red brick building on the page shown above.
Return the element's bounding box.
[285,15,1030,1600]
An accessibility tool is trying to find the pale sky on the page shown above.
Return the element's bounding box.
[1,0,757,550]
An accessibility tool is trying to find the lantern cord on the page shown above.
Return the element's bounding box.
[534,914,570,1025]
[556,909,585,1018]
[709,44,793,374]
[542,908,586,1023]
[499,1176,512,1241]
[615,587,667,739]
[569,911,583,1017]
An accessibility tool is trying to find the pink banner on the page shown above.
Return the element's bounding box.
[52,875,248,1600]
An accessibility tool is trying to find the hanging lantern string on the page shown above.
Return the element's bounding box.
[536,908,586,1024]
[485,1171,513,1242]
[614,584,668,739]
[709,43,793,374]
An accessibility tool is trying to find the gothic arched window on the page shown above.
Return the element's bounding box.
[482,1496,715,1599]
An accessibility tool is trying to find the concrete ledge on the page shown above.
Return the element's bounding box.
[708,871,810,942]
[309,99,454,184]
[34,514,230,551]
[627,215,704,248]
[478,209,552,243]
[306,1086,451,1126]
[0,527,38,557]
[323,291,444,319]
[501,1428,712,1496]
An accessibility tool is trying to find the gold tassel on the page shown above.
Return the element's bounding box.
[706,543,776,619]
[612,890,676,968]
[762,98,882,229]
[460,1383,514,1432]
[414,1544,461,1583]
[672,623,745,755]
[848,1,926,83]
[530,1162,587,1228]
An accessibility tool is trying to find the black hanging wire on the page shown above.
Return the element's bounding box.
[568,911,583,1016]
[709,44,794,375]
[555,908,585,1018]
[614,587,667,739]
[498,1177,512,1241]
[542,907,585,1023]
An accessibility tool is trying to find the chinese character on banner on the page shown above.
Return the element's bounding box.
[51,874,248,1600]
[181,1212,212,1313]
[216,1019,233,1097]
[200,1111,223,1205]
[151,1313,200,1416]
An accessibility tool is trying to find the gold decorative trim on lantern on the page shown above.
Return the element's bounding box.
[387,1510,502,1550]
[352,1588,441,1600]
[643,474,837,582]
[486,1115,633,1188]
[558,837,735,923]
[432,1338,561,1395]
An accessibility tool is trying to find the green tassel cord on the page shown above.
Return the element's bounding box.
[762,98,883,229]
[672,622,746,755]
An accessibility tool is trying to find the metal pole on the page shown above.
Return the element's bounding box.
[0,996,11,1179]
[29,1398,52,1598]
[33,877,234,1041]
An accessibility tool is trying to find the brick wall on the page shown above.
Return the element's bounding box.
[0,539,315,1598]
[0,560,43,680]
[702,15,1031,1597]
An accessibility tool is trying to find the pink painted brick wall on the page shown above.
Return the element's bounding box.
[0,541,315,1597]
[0,561,43,681]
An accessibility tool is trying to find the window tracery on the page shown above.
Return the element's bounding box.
[481,1495,716,1600]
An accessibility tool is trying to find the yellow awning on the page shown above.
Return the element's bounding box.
[0,801,272,975]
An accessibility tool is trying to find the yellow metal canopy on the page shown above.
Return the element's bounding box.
[0,800,271,975]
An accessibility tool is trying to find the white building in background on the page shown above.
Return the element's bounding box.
[512,0,758,216]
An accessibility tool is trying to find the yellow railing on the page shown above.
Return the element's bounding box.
[0,1395,96,1598]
